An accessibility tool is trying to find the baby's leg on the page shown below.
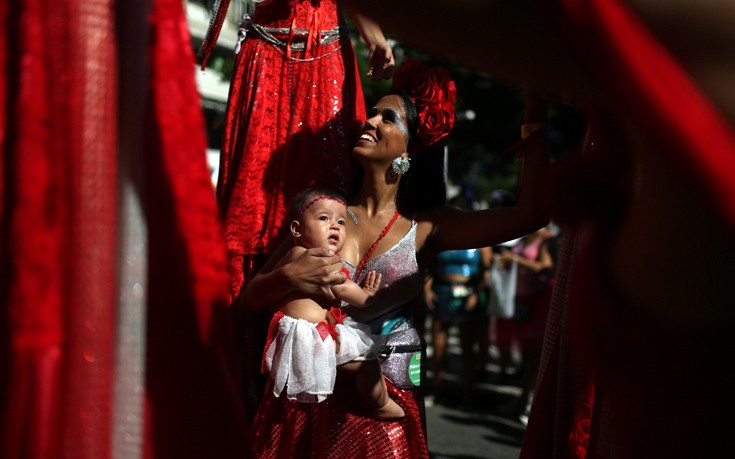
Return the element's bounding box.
[340,360,405,420]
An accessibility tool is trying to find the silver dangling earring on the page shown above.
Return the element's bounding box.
[391,156,411,176]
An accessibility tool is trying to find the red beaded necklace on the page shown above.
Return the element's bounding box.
[354,209,400,281]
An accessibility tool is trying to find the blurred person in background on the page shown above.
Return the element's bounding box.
[493,226,554,397]
[424,192,492,406]
[510,224,560,425]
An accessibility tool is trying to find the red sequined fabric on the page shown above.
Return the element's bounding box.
[216,0,366,298]
[251,379,428,459]
[251,320,429,458]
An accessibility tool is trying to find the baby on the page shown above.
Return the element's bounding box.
[262,187,404,420]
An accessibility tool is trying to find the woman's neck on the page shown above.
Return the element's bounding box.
[351,173,399,216]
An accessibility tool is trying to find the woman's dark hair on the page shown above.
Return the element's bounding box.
[288,186,346,221]
[386,89,447,215]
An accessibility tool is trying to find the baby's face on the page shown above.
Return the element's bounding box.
[297,199,348,253]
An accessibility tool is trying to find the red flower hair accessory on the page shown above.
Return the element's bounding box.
[390,59,457,148]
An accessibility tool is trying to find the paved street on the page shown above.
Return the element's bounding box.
[422,324,527,459]
[427,402,524,459]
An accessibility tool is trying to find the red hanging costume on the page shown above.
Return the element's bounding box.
[206,0,366,300]
[1,1,249,458]
[522,1,735,457]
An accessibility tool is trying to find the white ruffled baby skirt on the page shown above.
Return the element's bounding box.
[264,315,377,403]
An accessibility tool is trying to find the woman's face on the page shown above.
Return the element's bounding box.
[353,95,410,163]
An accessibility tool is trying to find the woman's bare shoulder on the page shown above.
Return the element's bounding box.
[413,207,455,252]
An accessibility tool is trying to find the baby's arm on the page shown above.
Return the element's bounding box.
[331,271,382,308]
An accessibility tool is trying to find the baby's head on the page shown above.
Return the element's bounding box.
[288,187,349,253]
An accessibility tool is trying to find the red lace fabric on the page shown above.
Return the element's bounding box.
[522,1,735,457]
[216,0,366,298]
[251,315,429,459]
[1,1,248,458]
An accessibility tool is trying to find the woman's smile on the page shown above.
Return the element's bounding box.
[353,95,409,158]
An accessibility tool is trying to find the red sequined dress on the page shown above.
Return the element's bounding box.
[217,0,366,298]
[250,223,429,458]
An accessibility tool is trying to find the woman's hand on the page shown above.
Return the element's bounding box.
[244,247,346,310]
[347,10,395,80]
[366,41,395,80]
[283,247,347,300]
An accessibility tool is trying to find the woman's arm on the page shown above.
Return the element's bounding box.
[346,0,735,324]
[342,0,735,123]
[243,248,347,311]
[421,89,550,254]
[342,0,590,96]
[344,9,395,80]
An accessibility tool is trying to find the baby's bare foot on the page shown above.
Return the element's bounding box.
[374,398,405,421]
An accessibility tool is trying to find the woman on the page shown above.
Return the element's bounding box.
[343,1,735,456]
[494,226,554,417]
[245,61,549,458]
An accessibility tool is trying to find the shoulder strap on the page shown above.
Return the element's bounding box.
[198,0,232,70]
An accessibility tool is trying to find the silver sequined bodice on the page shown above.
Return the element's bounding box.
[342,223,423,333]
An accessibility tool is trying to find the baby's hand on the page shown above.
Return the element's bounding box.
[361,270,383,296]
